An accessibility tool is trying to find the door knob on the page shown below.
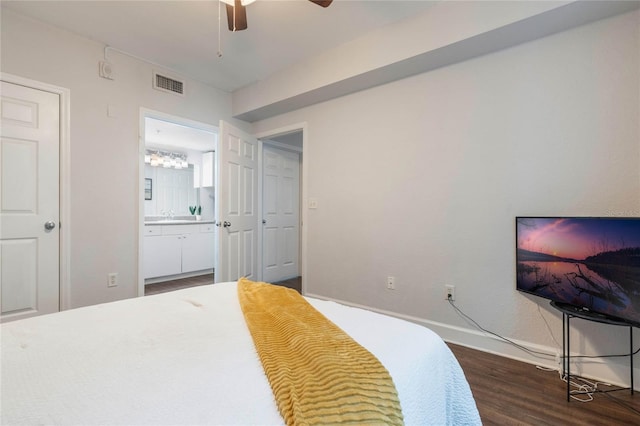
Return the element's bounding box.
[223,221,231,228]
[44,221,56,231]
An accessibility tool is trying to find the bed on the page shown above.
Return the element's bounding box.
[1,280,480,425]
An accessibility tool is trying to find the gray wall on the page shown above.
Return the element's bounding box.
[253,10,640,385]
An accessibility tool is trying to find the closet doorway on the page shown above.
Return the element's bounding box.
[259,128,304,287]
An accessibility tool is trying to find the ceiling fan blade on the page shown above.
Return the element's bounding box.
[308,0,333,7]
[225,0,248,31]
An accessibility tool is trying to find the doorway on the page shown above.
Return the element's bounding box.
[138,110,217,297]
[257,125,305,290]
[0,73,70,321]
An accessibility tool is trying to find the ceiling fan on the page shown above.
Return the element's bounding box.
[220,0,333,31]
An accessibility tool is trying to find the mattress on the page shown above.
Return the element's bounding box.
[1,281,480,425]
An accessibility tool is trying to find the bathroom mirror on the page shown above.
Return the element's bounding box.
[144,164,198,217]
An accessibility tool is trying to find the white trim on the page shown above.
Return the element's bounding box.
[144,270,214,285]
[0,72,71,311]
[138,108,218,297]
[254,123,307,293]
[262,139,303,154]
[257,138,263,281]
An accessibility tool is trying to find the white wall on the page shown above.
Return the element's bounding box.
[253,10,640,386]
[1,9,247,308]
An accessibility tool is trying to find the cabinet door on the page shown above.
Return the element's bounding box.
[144,235,182,278]
[201,151,215,188]
[181,232,215,273]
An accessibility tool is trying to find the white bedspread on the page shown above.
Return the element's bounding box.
[1,282,480,425]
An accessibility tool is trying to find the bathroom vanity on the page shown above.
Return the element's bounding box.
[143,220,215,282]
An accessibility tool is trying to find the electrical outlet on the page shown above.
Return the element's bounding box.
[108,272,118,287]
[445,285,455,301]
[387,276,395,290]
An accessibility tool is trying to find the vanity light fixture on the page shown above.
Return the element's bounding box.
[174,154,183,169]
[145,149,188,170]
[149,152,160,167]
[163,153,173,168]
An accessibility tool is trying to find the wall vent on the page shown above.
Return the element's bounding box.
[153,72,185,96]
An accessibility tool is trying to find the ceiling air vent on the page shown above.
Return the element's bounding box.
[153,72,185,96]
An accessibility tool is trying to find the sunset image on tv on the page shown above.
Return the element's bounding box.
[516,217,640,325]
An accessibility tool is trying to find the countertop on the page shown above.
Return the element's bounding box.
[144,219,216,225]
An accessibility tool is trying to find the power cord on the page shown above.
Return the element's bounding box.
[570,347,640,359]
[449,295,640,360]
[447,296,555,360]
[448,296,640,414]
[537,304,562,350]
[565,374,640,415]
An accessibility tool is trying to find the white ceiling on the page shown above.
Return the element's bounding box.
[145,117,216,152]
[143,116,302,152]
[2,0,437,93]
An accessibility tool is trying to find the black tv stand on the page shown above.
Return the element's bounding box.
[550,301,635,401]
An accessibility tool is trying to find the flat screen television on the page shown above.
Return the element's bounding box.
[516,217,640,326]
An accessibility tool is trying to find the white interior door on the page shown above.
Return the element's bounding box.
[1,81,60,322]
[262,145,300,283]
[216,121,259,283]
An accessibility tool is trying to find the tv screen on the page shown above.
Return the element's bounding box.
[516,217,640,326]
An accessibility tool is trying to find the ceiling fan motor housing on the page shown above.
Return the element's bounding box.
[225,0,332,32]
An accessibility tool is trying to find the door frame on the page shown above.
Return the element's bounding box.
[137,108,218,296]
[255,123,307,293]
[0,72,71,311]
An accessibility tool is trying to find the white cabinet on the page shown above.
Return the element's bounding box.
[201,151,215,188]
[192,152,214,188]
[144,223,215,280]
[193,164,201,188]
[144,235,183,278]
[182,224,215,272]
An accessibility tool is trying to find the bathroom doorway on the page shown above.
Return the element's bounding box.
[138,110,217,296]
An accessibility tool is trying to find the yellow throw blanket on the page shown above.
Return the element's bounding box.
[238,278,404,426]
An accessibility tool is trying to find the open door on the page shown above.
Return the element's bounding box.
[215,121,259,283]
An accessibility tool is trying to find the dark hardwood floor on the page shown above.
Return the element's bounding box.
[144,274,301,296]
[144,273,214,296]
[449,343,639,425]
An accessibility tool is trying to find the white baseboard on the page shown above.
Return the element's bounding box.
[305,292,638,391]
[144,269,213,285]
